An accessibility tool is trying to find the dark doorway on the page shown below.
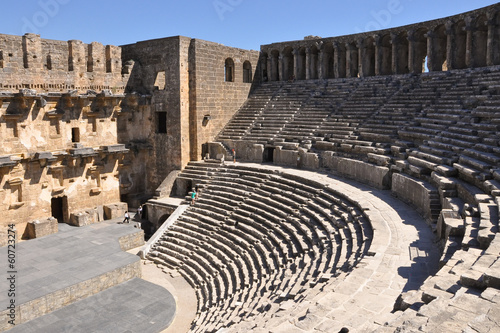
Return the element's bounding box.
[51,197,65,222]
[157,112,167,133]
[71,127,80,142]
[263,147,275,162]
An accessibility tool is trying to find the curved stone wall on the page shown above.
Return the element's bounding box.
[260,3,500,81]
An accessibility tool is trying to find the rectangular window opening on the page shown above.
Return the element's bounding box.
[158,112,167,134]
[72,127,80,142]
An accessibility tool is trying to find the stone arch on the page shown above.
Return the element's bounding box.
[309,44,319,79]
[282,47,294,81]
[410,28,428,73]
[428,24,448,71]
[243,60,252,83]
[322,43,335,79]
[395,32,409,74]
[472,14,488,68]
[379,34,392,75]
[362,37,376,77]
[224,58,234,82]
[270,50,280,81]
[346,41,359,77]
[297,47,307,80]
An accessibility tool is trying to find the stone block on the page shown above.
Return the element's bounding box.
[24,217,58,239]
[69,208,99,226]
[100,144,128,153]
[367,153,392,166]
[103,202,128,220]
[483,259,500,289]
[437,209,462,239]
[68,147,96,157]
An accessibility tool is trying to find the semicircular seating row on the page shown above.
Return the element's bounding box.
[213,67,500,331]
[148,162,374,332]
[218,66,500,269]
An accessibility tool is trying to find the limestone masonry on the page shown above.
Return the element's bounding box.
[1,2,500,333]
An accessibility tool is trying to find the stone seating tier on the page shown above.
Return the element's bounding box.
[148,162,375,331]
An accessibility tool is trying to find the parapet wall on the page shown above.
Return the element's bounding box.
[0,33,127,93]
[260,3,500,81]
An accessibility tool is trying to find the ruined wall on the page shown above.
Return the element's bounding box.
[122,36,192,194]
[0,33,126,93]
[189,39,259,160]
[0,32,146,236]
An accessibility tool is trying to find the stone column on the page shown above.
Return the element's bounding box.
[426,30,436,72]
[407,29,417,73]
[333,42,341,78]
[318,45,325,79]
[465,16,474,68]
[267,54,273,81]
[357,38,366,77]
[305,47,311,80]
[390,33,399,74]
[278,54,284,82]
[445,21,455,70]
[345,43,357,78]
[374,35,382,76]
[293,48,300,80]
[486,12,497,66]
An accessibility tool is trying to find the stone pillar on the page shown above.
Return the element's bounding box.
[88,42,105,73]
[333,42,341,78]
[260,54,267,82]
[293,48,300,80]
[22,33,43,70]
[305,47,311,80]
[426,30,436,72]
[278,54,284,82]
[345,43,358,78]
[407,29,417,73]
[68,40,86,72]
[374,35,382,76]
[267,55,273,81]
[357,39,366,77]
[445,20,456,70]
[318,46,325,79]
[391,33,400,74]
[465,16,474,68]
[486,13,497,66]
[105,45,121,73]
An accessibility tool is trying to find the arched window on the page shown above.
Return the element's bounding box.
[243,61,252,83]
[224,58,234,82]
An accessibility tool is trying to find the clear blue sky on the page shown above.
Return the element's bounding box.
[1,0,498,50]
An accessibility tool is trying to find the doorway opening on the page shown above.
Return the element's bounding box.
[263,147,275,162]
[51,196,67,222]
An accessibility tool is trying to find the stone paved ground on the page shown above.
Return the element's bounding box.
[6,277,176,333]
[0,219,176,333]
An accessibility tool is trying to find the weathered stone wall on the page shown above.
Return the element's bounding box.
[0,33,126,93]
[321,152,391,190]
[392,173,438,223]
[122,36,191,194]
[189,39,259,160]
